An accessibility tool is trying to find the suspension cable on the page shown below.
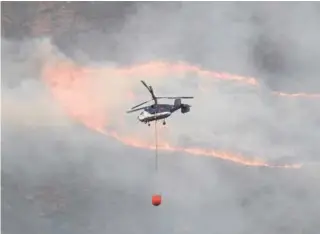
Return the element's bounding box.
[154,120,158,172]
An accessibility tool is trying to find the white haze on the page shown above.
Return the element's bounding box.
[2,2,320,234]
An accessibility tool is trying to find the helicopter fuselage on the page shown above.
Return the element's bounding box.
[137,104,179,124]
[138,110,171,122]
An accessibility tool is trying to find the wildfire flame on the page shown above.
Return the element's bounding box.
[42,60,317,169]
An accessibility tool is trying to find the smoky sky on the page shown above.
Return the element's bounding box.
[2,2,320,234]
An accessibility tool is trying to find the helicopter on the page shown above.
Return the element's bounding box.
[126,80,194,126]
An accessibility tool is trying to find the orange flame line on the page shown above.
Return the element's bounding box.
[94,126,302,169]
[94,61,319,99]
[42,60,312,169]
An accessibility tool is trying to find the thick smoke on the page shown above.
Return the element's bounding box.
[2,2,320,234]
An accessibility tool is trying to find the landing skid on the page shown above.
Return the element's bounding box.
[145,119,166,126]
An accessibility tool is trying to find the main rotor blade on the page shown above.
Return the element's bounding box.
[131,99,152,109]
[126,106,146,113]
[141,80,157,103]
[141,80,151,92]
[157,96,194,99]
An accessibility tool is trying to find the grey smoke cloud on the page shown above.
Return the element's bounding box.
[2,2,320,234]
